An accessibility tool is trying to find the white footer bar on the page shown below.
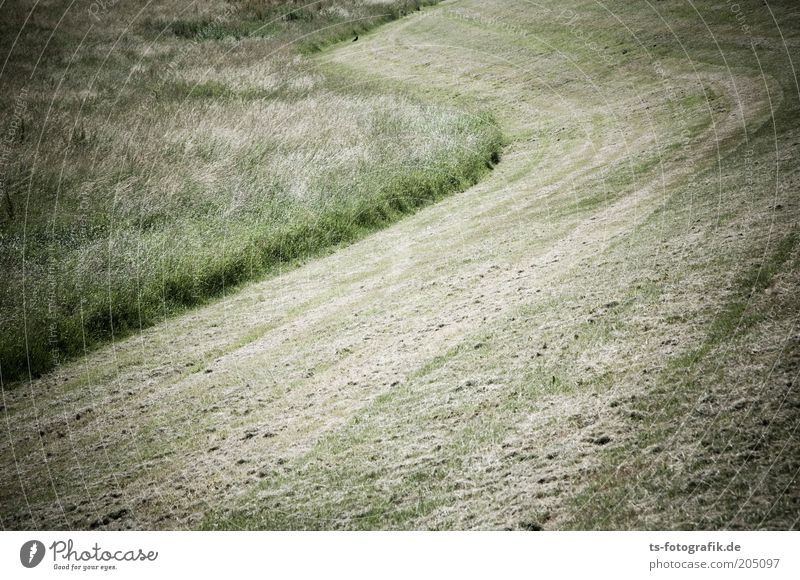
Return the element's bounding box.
[1,531,797,579]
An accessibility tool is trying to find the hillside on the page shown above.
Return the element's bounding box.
[1,0,799,530]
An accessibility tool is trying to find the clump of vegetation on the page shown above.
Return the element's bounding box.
[0,0,501,381]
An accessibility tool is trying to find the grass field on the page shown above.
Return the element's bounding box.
[0,0,500,381]
[1,0,799,530]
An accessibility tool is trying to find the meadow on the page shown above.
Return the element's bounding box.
[1,0,798,531]
[0,0,501,381]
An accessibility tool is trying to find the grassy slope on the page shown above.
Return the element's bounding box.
[0,0,500,382]
[1,0,798,530]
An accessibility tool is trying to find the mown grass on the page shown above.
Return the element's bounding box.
[0,0,501,382]
[197,0,800,531]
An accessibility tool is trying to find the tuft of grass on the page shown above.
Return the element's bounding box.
[706,232,798,344]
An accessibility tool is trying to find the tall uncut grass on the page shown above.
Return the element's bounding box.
[0,0,502,381]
